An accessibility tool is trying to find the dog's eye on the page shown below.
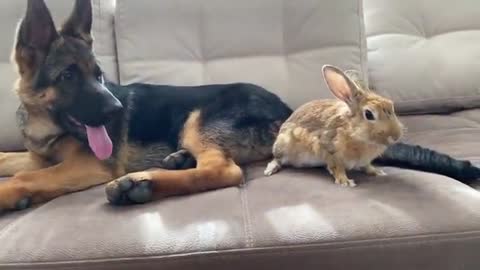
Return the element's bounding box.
[364,109,375,121]
[95,73,103,82]
[59,70,73,82]
[57,66,76,82]
[94,66,104,83]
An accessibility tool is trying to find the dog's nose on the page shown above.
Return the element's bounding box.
[102,100,123,119]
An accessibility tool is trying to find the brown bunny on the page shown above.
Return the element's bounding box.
[264,65,404,187]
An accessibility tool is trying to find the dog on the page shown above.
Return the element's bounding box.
[0,0,478,211]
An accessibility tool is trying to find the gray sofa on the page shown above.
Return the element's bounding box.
[0,0,479,269]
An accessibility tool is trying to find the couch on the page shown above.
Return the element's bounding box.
[0,0,479,269]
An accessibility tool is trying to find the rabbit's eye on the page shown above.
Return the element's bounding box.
[364,109,375,121]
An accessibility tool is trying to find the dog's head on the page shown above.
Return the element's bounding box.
[12,0,122,160]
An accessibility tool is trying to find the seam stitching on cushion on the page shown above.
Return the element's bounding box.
[4,231,480,267]
[110,0,120,84]
[199,2,206,84]
[368,29,480,39]
[393,95,480,104]
[239,179,254,248]
[96,0,105,76]
[281,0,286,56]
[99,0,102,41]
[119,44,360,64]
[405,127,480,135]
[114,0,125,84]
[393,96,480,114]
[358,0,368,84]
[282,0,290,104]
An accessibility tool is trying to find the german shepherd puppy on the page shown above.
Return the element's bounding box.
[0,0,478,211]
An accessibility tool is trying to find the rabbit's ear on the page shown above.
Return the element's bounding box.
[344,69,368,90]
[322,65,361,105]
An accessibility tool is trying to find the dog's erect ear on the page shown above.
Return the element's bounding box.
[61,0,93,45]
[17,0,58,51]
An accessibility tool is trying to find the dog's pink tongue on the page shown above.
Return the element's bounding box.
[85,125,112,160]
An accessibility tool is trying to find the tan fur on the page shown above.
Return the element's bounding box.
[113,143,129,177]
[0,152,49,177]
[265,65,404,187]
[112,127,137,177]
[0,137,113,210]
[182,110,210,156]
[106,110,244,199]
[17,86,59,108]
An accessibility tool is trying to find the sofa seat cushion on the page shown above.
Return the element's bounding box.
[0,110,480,270]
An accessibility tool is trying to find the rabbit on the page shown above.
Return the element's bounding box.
[264,64,404,187]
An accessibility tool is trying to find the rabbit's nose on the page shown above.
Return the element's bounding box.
[388,134,400,144]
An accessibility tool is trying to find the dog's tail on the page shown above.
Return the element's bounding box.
[374,143,480,184]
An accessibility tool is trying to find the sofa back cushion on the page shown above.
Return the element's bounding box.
[0,0,117,151]
[115,0,367,109]
[364,0,480,114]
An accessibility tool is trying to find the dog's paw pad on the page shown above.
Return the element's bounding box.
[127,180,153,203]
[15,197,31,210]
[162,150,196,170]
[106,176,153,205]
[162,155,182,170]
[118,177,133,191]
[105,180,127,205]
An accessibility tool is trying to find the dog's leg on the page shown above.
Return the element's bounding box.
[0,155,113,211]
[105,148,242,204]
[0,152,50,177]
[0,139,114,211]
[105,110,243,205]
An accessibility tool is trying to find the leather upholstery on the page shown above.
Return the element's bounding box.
[364,0,480,114]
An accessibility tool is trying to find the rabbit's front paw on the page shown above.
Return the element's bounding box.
[334,177,356,187]
[364,165,387,176]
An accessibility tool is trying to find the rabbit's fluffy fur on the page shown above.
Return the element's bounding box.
[265,65,404,187]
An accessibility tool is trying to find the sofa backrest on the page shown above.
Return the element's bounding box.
[114,0,368,109]
[0,0,116,151]
[364,0,480,115]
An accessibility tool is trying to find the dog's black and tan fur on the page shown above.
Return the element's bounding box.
[0,0,478,211]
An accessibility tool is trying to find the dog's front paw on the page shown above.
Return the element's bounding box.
[105,173,154,205]
[0,180,32,212]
